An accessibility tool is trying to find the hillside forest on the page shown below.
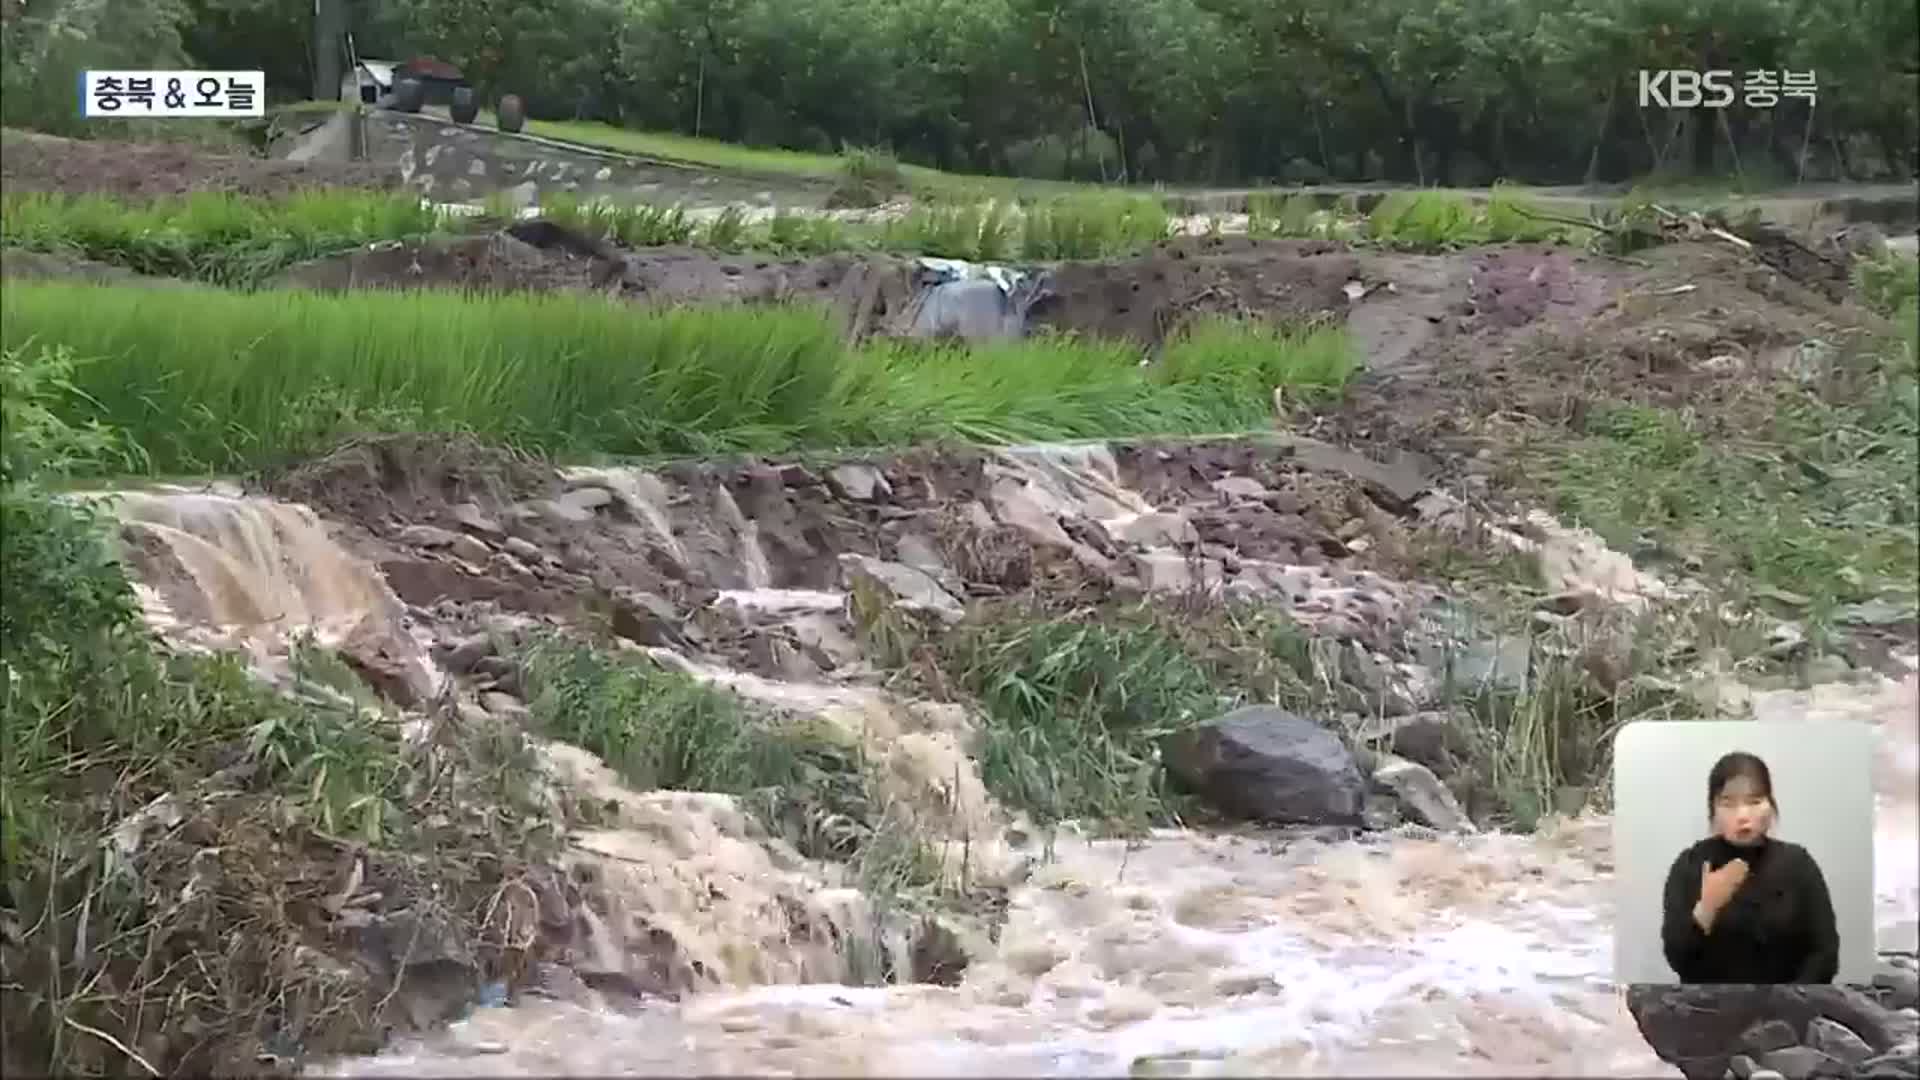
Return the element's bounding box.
[2,0,1916,187]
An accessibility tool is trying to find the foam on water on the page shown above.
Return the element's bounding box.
[318,821,1669,1076]
[321,671,1917,1078]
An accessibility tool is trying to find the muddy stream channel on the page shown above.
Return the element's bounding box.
[94,436,1919,1078]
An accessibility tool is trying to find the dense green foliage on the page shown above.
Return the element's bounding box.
[0,342,488,1074]
[5,0,1914,185]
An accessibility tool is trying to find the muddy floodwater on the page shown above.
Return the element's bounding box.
[304,669,1916,1078]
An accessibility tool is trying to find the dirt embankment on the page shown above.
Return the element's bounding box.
[0,129,396,199]
[270,227,1371,347]
[1328,231,1879,467]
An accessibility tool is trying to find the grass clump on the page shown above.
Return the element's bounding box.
[1249,188,1570,251]
[1014,193,1172,260]
[1248,192,1355,240]
[931,608,1235,831]
[516,635,939,896]
[828,146,908,209]
[0,191,440,285]
[2,281,1355,476]
[1364,190,1533,250]
[0,343,556,1076]
[1543,336,1918,616]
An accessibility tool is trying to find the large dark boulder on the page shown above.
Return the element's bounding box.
[1160,705,1365,825]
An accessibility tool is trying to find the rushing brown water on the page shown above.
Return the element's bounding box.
[322,672,1915,1079]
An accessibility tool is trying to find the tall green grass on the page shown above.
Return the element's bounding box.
[1,282,1354,474]
[541,190,1172,261]
[0,191,439,284]
[6,187,1179,280]
[1245,188,1574,250]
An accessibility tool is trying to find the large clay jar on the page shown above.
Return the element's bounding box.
[497,94,526,134]
[450,85,480,124]
[392,77,425,113]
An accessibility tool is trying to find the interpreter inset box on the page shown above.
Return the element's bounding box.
[1612,720,1875,984]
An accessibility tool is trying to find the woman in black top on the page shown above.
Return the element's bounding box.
[1660,751,1840,984]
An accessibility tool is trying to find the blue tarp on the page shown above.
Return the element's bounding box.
[906,257,1051,341]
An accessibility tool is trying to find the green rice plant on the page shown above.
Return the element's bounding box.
[1247,192,1324,238]
[1483,182,1569,244]
[1016,192,1172,260]
[884,201,1015,262]
[1364,191,1490,251]
[1154,316,1357,409]
[0,190,439,284]
[701,206,754,251]
[766,207,855,254]
[539,192,701,247]
[1,282,1359,475]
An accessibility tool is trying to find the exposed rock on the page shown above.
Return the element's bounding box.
[1286,436,1430,510]
[503,536,546,564]
[1371,753,1474,832]
[1874,966,1920,1011]
[609,588,686,647]
[838,554,965,623]
[449,533,494,566]
[1106,511,1199,549]
[1336,642,1429,717]
[559,485,615,513]
[539,496,595,524]
[1133,552,1224,594]
[827,464,891,502]
[480,691,529,719]
[1627,985,1906,1080]
[1758,1045,1844,1080]
[337,617,439,709]
[1747,1021,1803,1053]
[1808,1018,1877,1066]
[397,523,463,548]
[450,501,505,538]
[988,478,1075,549]
[1160,706,1366,825]
[442,631,496,675]
[1361,792,1402,830]
[1211,476,1270,501]
[892,532,961,592]
[1351,711,1474,777]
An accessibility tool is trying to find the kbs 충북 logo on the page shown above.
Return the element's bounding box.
[1637,70,1817,109]
[79,71,266,118]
